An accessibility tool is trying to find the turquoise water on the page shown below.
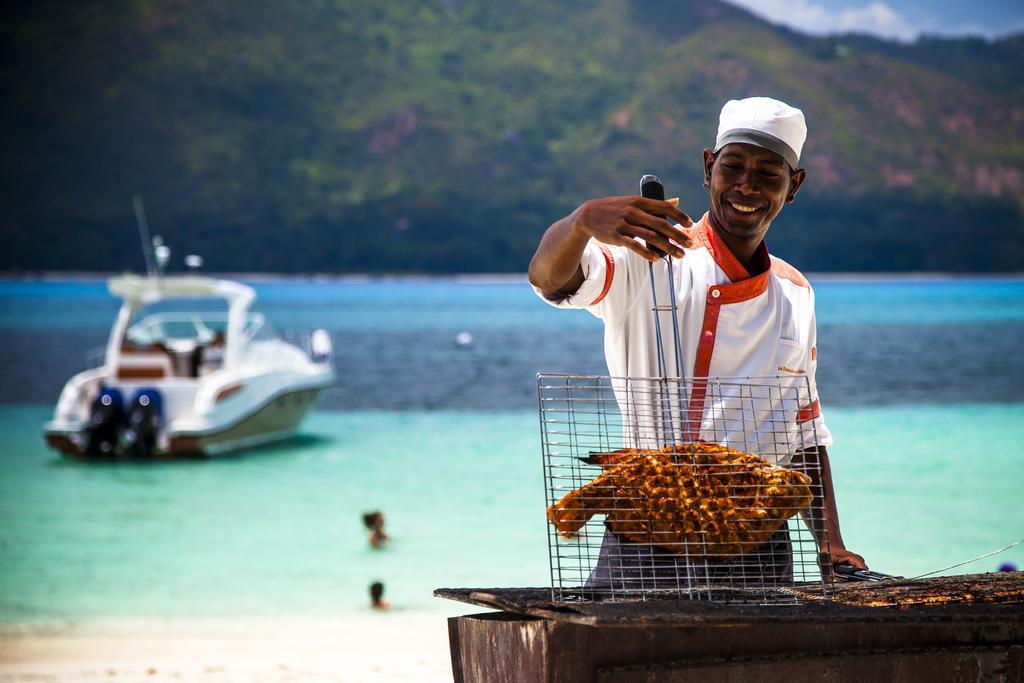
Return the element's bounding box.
[1,404,1022,622]
[0,278,1022,623]
[2,277,1023,331]
[0,408,547,620]
[4,277,1024,409]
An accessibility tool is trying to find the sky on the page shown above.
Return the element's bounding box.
[724,0,1024,42]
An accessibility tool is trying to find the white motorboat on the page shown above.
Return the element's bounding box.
[44,273,335,459]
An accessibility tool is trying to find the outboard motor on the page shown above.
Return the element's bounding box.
[125,388,164,458]
[86,387,126,456]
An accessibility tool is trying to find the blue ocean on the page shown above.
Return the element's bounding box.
[1,276,1022,623]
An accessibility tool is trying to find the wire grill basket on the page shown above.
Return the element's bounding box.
[538,373,833,605]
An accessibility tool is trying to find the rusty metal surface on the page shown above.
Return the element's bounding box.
[829,572,1024,608]
[435,572,1024,627]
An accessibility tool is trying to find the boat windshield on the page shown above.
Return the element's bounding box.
[125,311,268,347]
[113,300,279,379]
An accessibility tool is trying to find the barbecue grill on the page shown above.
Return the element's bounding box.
[539,372,831,605]
[437,573,1024,682]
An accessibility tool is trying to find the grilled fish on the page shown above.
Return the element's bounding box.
[547,443,813,561]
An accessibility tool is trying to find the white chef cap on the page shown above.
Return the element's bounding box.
[714,97,807,169]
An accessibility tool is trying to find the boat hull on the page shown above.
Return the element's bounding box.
[46,386,327,460]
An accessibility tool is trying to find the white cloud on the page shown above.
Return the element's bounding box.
[835,3,917,40]
[725,0,924,41]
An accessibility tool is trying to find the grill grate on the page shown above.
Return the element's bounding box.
[538,373,832,605]
[435,572,1024,624]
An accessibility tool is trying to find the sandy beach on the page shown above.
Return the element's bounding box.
[0,613,463,682]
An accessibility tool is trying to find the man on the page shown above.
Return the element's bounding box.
[362,510,390,549]
[369,581,391,610]
[529,97,866,587]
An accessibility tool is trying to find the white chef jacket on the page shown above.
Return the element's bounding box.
[534,213,832,464]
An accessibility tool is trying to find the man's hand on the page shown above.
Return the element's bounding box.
[831,546,868,570]
[817,546,868,580]
[571,196,694,263]
[528,195,694,296]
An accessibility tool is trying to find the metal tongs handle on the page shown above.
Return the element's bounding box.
[834,564,900,582]
[640,174,669,257]
[639,174,689,446]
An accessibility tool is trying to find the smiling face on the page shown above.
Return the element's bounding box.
[703,143,805,246]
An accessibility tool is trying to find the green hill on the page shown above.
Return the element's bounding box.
[2,0,1022,273]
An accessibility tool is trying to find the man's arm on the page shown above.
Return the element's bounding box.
[527,196,693,297]
[791,446,867,575]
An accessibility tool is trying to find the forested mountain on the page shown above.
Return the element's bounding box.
[2,1,1022,273]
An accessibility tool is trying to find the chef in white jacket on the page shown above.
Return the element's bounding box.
[529,97,867,587]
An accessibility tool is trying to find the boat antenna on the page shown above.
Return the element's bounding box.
[133,194,156,276]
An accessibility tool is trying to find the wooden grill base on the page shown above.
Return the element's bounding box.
[436,572,1024,682]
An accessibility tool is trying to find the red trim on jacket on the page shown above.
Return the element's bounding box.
[687,301,722,437]
[704,213,771,281]
[709,270,771,303]
[588,245,615,306]
[770,255,811,288]
[797,399,821,423]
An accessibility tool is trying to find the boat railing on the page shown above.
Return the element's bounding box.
[281,329,312,356]
[88,316,328,369]
[281,328,333,365]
